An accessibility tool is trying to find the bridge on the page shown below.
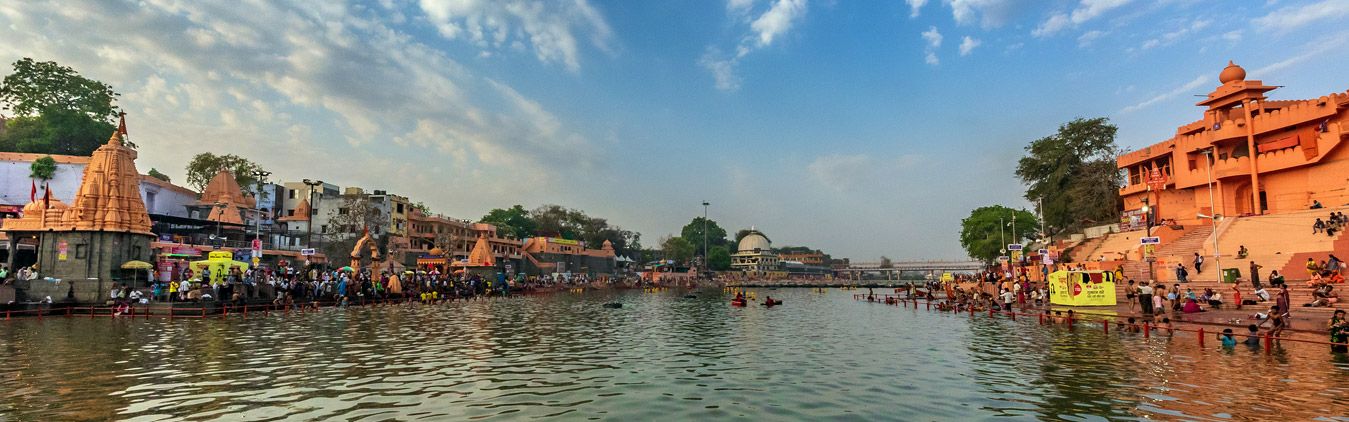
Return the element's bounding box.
[835,260,986,277]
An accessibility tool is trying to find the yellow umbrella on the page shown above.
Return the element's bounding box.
[121,260,153,270]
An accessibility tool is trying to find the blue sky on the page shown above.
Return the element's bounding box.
[2,0,1347,260]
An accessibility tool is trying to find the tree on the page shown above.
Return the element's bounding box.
[0,58,119,121]
[185,152,267,192]
[1016,117,1121,236]
[959,205,1039,263]
[0,58,122,155]
[0,110,117,155]
[879,256,893,268]
[411,201,431,215]
[525,204,640,257]
[733,229,754,245]
[481,205,537,239]
[660,236,695,264]
[29,156,56,181]
[320,194,389,263]
[679,217,728,255]
[147,168,171,183]
[707,245,732,271]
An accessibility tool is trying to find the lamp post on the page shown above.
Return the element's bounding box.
[702,201,710,273]
[1202,148,1222,278]
[1142,197,1153,281]
[252,170,271,242]
[302,179,323,249]
[213,201,227,243]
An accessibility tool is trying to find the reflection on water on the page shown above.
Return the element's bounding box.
[1,289,1347,420]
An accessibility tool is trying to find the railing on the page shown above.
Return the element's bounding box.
[853,294,1349,353]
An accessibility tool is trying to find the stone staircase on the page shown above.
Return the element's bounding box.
[1191,206,1347,282]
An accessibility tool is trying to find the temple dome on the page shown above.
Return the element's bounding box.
[1219,61,1245,84]
[429,247,445,256]
[22,201,44,214]
[738,230,771,253]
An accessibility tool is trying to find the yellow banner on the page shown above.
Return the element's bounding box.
[1048,270,1117,306]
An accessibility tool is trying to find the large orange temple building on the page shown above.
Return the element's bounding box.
[1118,61,1349,224]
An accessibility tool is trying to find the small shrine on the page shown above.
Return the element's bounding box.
[451,234,497,276]
[2,114,155,302]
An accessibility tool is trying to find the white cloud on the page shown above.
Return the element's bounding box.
[0,1,605,215]
[702,0,810,91]
[1033,0,1131,37]
[946,0,1023,28]
[922,26,944,48]
[1032,13,1071,37]
[1222,30,1243,42]
[807,154,872,191]
[906,0,929,17]
[750,0,808,47]
[1139,18,1212,50]
[925,51,941,65]
[959,36,981,56]
[416,0,613,72]
[1253,0,1349,33]
[1254,31,1349,75]
[1077,30,1106,47]
[1119,74,1207,113]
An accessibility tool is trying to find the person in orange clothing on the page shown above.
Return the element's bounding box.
[1231,282,1244,310]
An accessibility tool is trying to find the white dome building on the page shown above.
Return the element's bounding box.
[731,228,781,275]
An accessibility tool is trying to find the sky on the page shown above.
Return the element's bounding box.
[2,0,1348,261]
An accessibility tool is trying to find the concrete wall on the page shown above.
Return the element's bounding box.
[139,179,196,217]
[0,159,84,206]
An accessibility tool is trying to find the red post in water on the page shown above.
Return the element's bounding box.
[243,304,247,318]
[89,306,94,318]
[201,306,206,318]
[1103,320,1109,334]
[926,301,930,310]
[1198,328,1205,347]
[1144,322,1151,338]
[1264,333,1273,354]
[66,307,72,317]
[1038,313,1044,325]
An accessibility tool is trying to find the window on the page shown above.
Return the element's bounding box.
[287,210,295,216]
[75,244,88,259]
[289,189,296,199]
[397,203,404,213]
[338,207,349,215]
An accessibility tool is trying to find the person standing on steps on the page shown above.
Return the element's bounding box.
[1250,261,1263,290]
[1193,253,1204,276]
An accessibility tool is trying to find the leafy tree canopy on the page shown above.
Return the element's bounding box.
[29,155,56,180]
[707,245,732,271]
[480,205,538,240]
[679,217,728,255]
[147,168,170,183]
[0,58,119,121]
[959,205,1039,263]
[1015,117,1122,236]
[185,152,267,192]
[660,236,695,264]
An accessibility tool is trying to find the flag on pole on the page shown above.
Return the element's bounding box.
[42,183,51,209]
[30,179,37,203]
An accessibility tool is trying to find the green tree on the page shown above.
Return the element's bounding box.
[0,58,122,155]
[185,152,267,192]
[411,201,431,214]
[959,205,1039,263]
[1016,117,1121,236]
[147,168,170,183]
[679,217,728,255]
[707,245,732,271]
[481,205,538,239]
[660,236,695,264]
[29,156,56,181]
[0,58,119,121]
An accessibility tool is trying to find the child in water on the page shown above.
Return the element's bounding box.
[1219,328,1238,348]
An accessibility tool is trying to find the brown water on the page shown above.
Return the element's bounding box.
[1,289,1347,420]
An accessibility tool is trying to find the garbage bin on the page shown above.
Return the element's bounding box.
[1221,268,1241,283]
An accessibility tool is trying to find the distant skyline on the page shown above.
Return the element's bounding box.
[2,1,1348,260]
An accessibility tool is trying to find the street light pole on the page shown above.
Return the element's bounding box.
[253,170,271,242]
[302,179,323,249]
[1204,148,1222,278]
[702,201,709,272]
[1142,196,1153,281]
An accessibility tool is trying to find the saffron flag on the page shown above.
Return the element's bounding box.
[42,183,51,208]
[30,179,36,203]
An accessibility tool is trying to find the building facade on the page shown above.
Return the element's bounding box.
[731,229,780,274]
[1118,61,1349,225]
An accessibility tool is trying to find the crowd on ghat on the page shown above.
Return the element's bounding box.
[888,267,1349,353]
[95,266,635,313]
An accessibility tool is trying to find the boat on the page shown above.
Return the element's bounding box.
[762,299,783,307]
[731,299,747,307]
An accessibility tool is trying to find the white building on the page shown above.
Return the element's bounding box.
[0,152,89,213]
[139,175,197,218]
[731,229,781,274]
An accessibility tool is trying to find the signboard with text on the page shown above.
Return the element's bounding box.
[1048,270,1117,306]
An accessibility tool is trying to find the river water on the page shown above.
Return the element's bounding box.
[1,288,1347,420]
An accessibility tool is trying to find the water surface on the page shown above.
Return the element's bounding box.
[1,289,1347,420]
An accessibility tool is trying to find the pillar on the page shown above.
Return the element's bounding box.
[1243,99,1262,214]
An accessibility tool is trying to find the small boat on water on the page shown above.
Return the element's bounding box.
[762,299,783,307]
[731,299,747,307]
